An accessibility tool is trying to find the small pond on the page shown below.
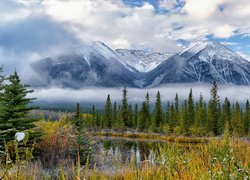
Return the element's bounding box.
[89,136,202,173]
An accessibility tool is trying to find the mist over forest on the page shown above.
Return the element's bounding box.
[29,84,250,110]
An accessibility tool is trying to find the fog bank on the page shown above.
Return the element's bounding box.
[30,84,250,104]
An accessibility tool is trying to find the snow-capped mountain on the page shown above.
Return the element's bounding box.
[115,49,172,72]
[145,41,250,87]
[30,41,250,88]
[30,41,140,88]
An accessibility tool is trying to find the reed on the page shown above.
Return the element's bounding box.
[0,137,249,179]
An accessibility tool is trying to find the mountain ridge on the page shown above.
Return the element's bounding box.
[30,41,250,88]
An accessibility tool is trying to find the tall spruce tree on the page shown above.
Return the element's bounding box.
[174,93,180,126]
[244,100,250,135]
[207,81,220,135]
[121,87,131,127]
[180,100,189,135]
[104,94,112,128]
[138,102,149,131]
[134,104,138,129]
[145,92,151,127]
[168,104,175,133]
[232,102,244,137]
[219,98,231,134]
[193,94,206,135]
[112,102,117,128]
[153,91,164,131]
[0,71,37,144]
[138,93,151,131]
[117,105,125,129]
[74,103,82,128]
[127,104,134,128]
[187,89,195,127]
[146,92,150,114]
[165,102,170,125]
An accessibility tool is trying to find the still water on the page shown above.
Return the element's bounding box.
[89,136,198,173]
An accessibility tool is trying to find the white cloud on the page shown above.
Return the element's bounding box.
[2,0,250,53]
[183,0,223,21]
[40,0,183,53]
[30,84,250,104]
[1,0,250,75]
[211,24,235,38]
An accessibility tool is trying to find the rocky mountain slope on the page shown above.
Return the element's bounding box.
[144,41,250,87]
[30,41,250,88]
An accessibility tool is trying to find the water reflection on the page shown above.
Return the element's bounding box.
[90,137,191,172]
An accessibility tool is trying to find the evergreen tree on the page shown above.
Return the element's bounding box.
[138,93,151,131]
[193,94,206,135]
[0,71,37,144]
[127,104,134,128]
[165,102,170,125]
[112,102,117,128]
[153,91,164,131]
[121,87,130,127]
[145,93,151,128]
[232,102,244,137]
[117,105,125,129]
[174,93,180,126]
[187,89,195,126]
[138,102,150,131]
[168,104,175,133]
[180,100,189,135]
[219,98,231,134]
[74,103,82,128]
[207,81,220,135]
[104,94,112,128]
[134,104,138,129]
[146,92,150,108]
[243,100,250,135]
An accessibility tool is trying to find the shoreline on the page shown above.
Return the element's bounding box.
[86,131,211,143]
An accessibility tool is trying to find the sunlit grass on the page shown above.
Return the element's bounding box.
[1,137,249,179]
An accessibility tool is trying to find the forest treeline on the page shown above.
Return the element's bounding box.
[0,64,249,140]
[74,81,250,137]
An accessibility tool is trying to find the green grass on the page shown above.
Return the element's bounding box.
[0,138,249,179]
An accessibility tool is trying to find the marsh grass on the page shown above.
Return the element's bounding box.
[0,136,249,179]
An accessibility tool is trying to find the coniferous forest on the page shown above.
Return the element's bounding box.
[74,82,250,137]
[0,67,249,179]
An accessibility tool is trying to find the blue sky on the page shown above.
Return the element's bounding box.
[0,0,250,74]
[122,0,250,59]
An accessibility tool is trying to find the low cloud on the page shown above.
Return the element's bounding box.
[1,0,250,82]
[0,15,81,76]
[30,84,250,105]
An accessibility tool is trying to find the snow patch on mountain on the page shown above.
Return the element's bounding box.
[115,49,173,72]
[145,41,250,86]
[75,41,117,65]
[30,40,250,88]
